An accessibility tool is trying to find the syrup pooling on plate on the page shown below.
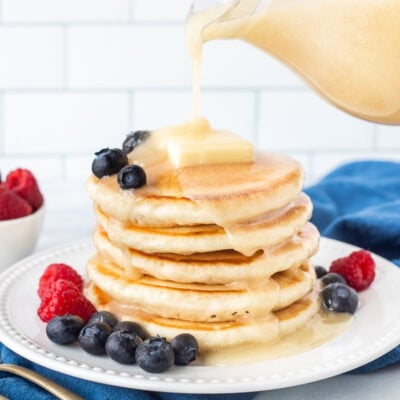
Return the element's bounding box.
[5,236,399,388]
[201,308,352,365]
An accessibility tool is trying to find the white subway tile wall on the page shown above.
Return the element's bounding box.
[0,156,63,181]
[258,91,374,151]
[133,91,256,141]
[201,41,305,87]
[2,0,131,22]
[3,93,130,153]
[0,27,63,88]
[377,125,400,149]
[0,0,399,185]
[67,26,192,88]
[134,0,192,21]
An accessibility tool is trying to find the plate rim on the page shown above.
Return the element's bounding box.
[0,237,400,394]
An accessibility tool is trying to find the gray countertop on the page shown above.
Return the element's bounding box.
[36,181,400,399]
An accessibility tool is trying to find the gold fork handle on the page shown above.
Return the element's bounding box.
[0,364,84,400]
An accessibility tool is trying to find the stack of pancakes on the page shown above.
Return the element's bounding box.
[86,151,320,351]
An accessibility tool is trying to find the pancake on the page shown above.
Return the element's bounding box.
[93,223,319,284]
[95,193,313,256]
[86,140,320,353]
[86,283,320,350]
[86,257,316,322]
[86,151,303,228]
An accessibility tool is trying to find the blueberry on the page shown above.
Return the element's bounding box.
[122,130,150,154]
[113,321,148,340]
[117,165,147,190]
[314,265,328,279]
[88,311,118,329]
[321,272,346,286]
[135,337,175,373]
[322,283,358,314]
[46,315,84,345]
[78,322,112,355]
[92,148,128,179]
[105,331,142,364]
[171,334,199,366]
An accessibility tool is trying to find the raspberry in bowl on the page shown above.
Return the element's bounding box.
[0,168,45,270]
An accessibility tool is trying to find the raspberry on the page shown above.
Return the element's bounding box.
[5,168,44,211]
[330,250,376,292]
[0,187,32,221]
[38,279,96,323]
[38,263,84,299]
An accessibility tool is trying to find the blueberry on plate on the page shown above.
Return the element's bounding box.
[88,311,118,329]
[135,337,175,373]
[314,265,328,279]
[46,315,85,345]
[78,322,112,355]
[117,165,147,190]
[322,283,359,314]
[122,130,150,154]
[105,331,142,364]
[91,148,128,179]
[113,321,148,340]
[321,272,346,286]
[171,333,199,366]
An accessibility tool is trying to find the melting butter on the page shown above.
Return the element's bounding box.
[129,118,254,169]
[168,130,253,168]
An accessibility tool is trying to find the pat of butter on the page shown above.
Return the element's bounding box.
[150,118,254,168]
[167,129,254,167]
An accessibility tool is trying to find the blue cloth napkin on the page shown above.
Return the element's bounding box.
[305,160,400,372]
[1,160,400,399]
[0,345,254,399]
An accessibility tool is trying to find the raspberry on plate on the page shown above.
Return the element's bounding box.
[329,250,376,292]
[5,168,44,211]
[0,187,32,221]
[38,263,84,299]
[38,279,96,323]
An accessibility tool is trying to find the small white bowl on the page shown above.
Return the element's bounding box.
[0,205,45,271]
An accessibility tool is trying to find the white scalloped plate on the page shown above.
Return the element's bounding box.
[0,237,400,394]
